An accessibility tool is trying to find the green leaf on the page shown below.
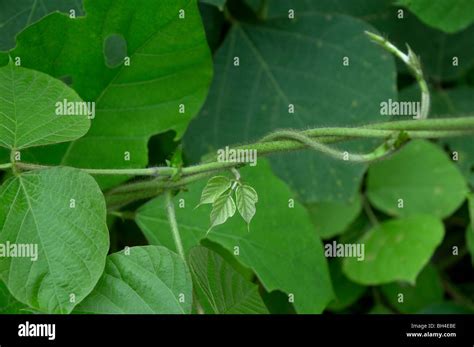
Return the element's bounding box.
[188,246,268,314]
[307,196,362,240]
[0,167,109,313]
[367,140,468,219]
[399,86,474,186]
[0,280,27,314]
[398,0,474,33]
[136,160,333,313]
[198,176,232,206]
[209,192,236,231]
[184,12,397,204]
[235,184,258,227]
[74,246,192,314]
[255,0,474,80]
[7,0,213,188]
[327,259,366,311]
[0,0,84,51]
[343,215,445,285]
[0,62,89,150]
[425,87,474,187]
[380,264,444,313]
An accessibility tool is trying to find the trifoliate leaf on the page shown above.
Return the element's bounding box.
[136,160,334,313]
[235,184,258,228]
[198,176,232,206]
[184,11,396,205]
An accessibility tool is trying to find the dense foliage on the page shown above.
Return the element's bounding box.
[0,0,473,314]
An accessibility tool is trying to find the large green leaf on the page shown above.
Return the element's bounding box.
[380,264,444,313]
[184,13,396,204]
[75,246,192,314]
[0,167,109,313]
[188,246,268,314]
[252,0,474,80]
[343,216,444,285]
[6,0,213,188]
[0,0,84,51]
[367,140,468,219]
[398,0,474,33]
[0,62,89,150]
[136,160,333,313]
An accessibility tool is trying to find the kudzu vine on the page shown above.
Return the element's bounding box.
[1,24,474,314]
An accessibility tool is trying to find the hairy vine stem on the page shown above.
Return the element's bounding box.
[1,117,474,210]
[365,31,430,120]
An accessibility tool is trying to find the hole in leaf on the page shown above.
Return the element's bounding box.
[103,34,127,68]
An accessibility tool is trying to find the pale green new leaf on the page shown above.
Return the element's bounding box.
[235,184,258,227]
[209,192,236,232]
[184,12,396,204]
[343,216,444,285]
[136,160,333,313]
[75,246,192,314]
[0,62,89,150]
[189,246,268,314]
[367,140,468,219]
[0,167,109,313]
[198,176,232,206]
